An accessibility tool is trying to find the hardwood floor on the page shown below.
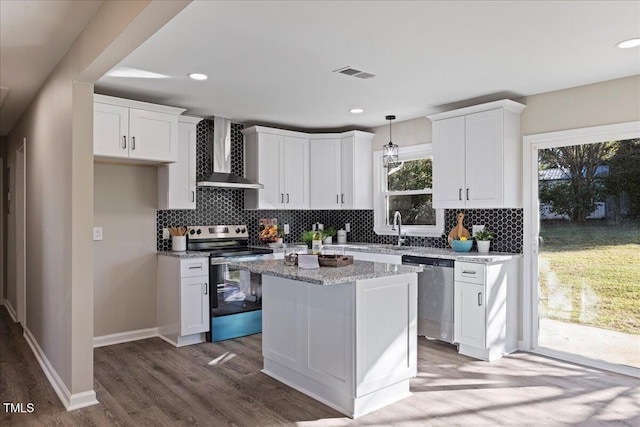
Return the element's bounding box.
[2,306,639,426]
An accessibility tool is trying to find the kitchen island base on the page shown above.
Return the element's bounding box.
[261,273,417,418]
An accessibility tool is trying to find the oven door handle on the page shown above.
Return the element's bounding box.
[210,257,228,265]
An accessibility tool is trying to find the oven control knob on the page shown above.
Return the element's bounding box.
[189,229,195,235]
[196,229,202,235]
[241,228,246,233]
[223,227,229,233]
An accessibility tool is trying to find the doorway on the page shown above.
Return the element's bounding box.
[523,122,640,377]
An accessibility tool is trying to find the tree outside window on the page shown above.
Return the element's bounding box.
[385,158,436,226]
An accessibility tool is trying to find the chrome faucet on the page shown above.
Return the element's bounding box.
[391,211,405,246]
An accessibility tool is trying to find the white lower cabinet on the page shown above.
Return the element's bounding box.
[454,281,486,349]
[453,260,518,361]
[157,256,209,347]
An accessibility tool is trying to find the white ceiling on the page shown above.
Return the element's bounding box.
[2,1,639,136]
[0,0,103,136]
[95,1,640,131]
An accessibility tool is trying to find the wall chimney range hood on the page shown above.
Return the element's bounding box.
[196,117,264,189]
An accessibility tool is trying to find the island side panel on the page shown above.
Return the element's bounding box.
[262,275,356,415]
[355,273,418,398]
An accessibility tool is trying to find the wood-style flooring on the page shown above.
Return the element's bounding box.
[1,306,639,426]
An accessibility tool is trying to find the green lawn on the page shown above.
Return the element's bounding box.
[538,220,640,334]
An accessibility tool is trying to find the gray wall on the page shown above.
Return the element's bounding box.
[371,75,640,148]
[3,0,188,403]
[94,164,158,337]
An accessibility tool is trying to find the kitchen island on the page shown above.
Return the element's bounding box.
[230,259,421,418]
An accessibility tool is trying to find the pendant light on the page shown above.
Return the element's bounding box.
[382,115,399,168]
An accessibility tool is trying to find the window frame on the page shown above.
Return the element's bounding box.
[373,144,444,237]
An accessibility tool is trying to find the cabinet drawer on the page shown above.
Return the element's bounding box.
[180,258,208,277]
[455,262,485,284]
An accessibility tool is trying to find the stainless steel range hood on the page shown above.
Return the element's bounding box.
[196,117,263,189]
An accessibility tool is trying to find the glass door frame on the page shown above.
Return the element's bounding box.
[522,121,640,378]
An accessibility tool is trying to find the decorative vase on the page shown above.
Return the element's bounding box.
[477,240,490,253]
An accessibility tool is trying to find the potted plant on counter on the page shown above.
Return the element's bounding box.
[322,226,337,244]
[475,230,494,253]
[302,231,315,249]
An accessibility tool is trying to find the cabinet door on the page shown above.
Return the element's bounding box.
[94,103,129,158]
[432,116,466,208]
[159,121,197,209]
[454,281,486,349]
[257,133,284,208]
[340,137,354,208]
[282,136,309,209]
[310,138,341,209]
[465,109,504,207]
[128,108,178,162]
[180,276,209,336]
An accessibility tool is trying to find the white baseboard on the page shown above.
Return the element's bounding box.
[23,326,98,411]
[93,327,159,348]
[3,299,18,322]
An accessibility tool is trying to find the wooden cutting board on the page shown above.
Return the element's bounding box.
[448,212,471,246]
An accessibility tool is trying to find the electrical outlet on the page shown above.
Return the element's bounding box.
[93,227,103,241]
[283,224,290,234]
[344,223,350,232]
[162,228,170,239]
[472,225,485,236]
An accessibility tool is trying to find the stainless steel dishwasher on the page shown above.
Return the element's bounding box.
[402,255,455,343]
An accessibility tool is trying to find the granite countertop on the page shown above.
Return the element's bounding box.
[157,243,521,263]
[157,250,209,259]
[319,243,522,263]
[230,259,422,286]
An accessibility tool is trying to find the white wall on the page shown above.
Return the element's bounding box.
[4,0,189,409]
[94,164,158,337]
[370,75,640,147]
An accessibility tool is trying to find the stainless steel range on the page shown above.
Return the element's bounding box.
[186,225,273,342]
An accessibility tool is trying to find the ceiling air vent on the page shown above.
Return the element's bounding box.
[333,66,376,80]
[0,87,9,108]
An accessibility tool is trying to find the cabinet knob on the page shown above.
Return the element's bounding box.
[478,292,482,306]
[132,136,136,150]
[466,188,470,200]
[459,188,462,201]
[286,193,290,203]
[123,136,127,149]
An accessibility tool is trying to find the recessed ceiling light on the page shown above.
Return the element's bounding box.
[106,67,169,79]
[617,38,640,48]
[188,73,208,80]
[350,108,364,114]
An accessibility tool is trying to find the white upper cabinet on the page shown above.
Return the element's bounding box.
[93,94,185,164]
[428,100,525,208]
[243,126,310,209]
[309,131,374,210]
[158,116,202,210]
[310,137,342,209]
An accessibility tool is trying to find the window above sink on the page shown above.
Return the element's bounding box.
[373,144,444,237]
